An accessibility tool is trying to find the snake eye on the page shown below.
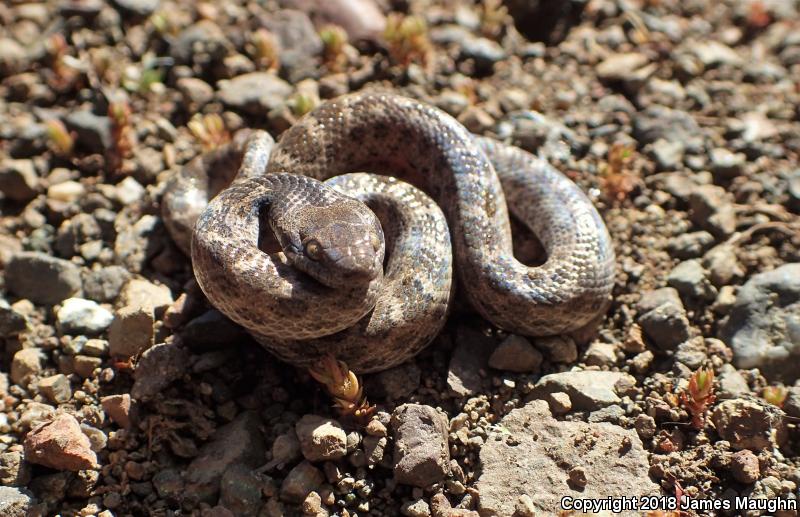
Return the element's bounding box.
[304,240,322,261]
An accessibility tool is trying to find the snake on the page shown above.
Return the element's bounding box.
[162,92,616,373]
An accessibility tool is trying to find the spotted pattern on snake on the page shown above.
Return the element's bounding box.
[163,92,616,373]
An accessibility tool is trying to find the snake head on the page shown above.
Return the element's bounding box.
[281,198,385,290]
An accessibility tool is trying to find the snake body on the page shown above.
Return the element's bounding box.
[163,92,615,373]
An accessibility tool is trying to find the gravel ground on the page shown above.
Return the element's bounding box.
[1,0,800,516]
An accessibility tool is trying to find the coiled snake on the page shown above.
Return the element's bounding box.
[162,92,616,373]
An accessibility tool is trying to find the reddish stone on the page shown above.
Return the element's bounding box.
[24,414,98,471]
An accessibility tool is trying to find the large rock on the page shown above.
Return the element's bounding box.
[722,264,800,382]
[477,400,659,516]
[711,398,787,451]
[391,404,450,488]
[6,252,82,305]
[530,370,636,411]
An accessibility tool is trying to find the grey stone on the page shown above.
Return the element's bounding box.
[108,304,154,358]
[711,398,787,451]
[637,288,691,350]
[114,214,164,273]
[703,244,743,287]
[260,10,323,82]
[667,259,718,301]
[633,105,702,147]
[667,231,715,259]
[460,37,506,69]
[477,400,659,516]
[217,72,293,115]
[717,365,751,400]
[6,252,83,305]
[722,264,800,382]
[284,0,386,41]
[0,298,28,338]
[0,452,31,487]
[11,348,43,385]
[295,415,347,462]
[38,374,72,404]
[0,486,35,517]
[131,343,189,400]
[488,335,542,373]
[112,0,159,17]
[447,327,492,397]
[0,159,38,202]
[710,147,746,179]
[56,298,113,335]
[391,404,450,487]
[692,40,742,67]
[650,139,684,171]
[530,371,635,411]
[83,266,131,303]
[185,412,265,504]
[64,110,112,153]
[534,334,578,363]
[170,20,229,65]
[689,185,737,237]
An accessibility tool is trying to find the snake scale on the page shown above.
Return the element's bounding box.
[162,92,616,373]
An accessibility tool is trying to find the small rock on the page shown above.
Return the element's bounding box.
[692,40,742,67]
[534,334,578,363]
[64,110,112,153]
[113,214,164,273]
[0,158,38,202]
[108,305,154,357]
[531,371,635,411]
[391,404,450,487]
[637,288,691,350]
[545,392,572,415]
[668,260,718,301]
[583,341,618,367]
[185,412,265,504]
[689,185,737,237]
[447,328,492,397]
[101,394,132,428]
[47,180,86,203]
[649,139,685,171]
[72,355,102,378]
[717,365,751,400]
[176,77,214,107]
[301,490,326,516]
[264,431,302,470]
[633,105,702,146]
[488,335,542,372]
[24,413,98,471]
[219,464,262,517]
[0,299,28,338]
[260,10,323,82]
[477,400,659,516]
[285,0,385,41]
[730,450,760,484]
[710,147,746,179]
[0,451,31,487]
[0,486,35,517]
[457,106,495,134]
[460,36,506,70]
[596,52,654,89]
[131,343,189,400]
[711,398,787,451]
[83,266,131,303]
[667,231,715,259]
[181,309,247,349]
[703,244,743,287]
[10,348,43,385]
[56,298,113,336]
[296,415,347,462]
[217,72,293,115]
[112,0,159,17]
[119,279,174,316]
[634,414,657,439]
[363,435,387,467]
[170,20,229,65]
[6,252,83,305]
[114,177,145,205]
[280,461,323,504]
[0,38,27,76]
[401,499,431,517]
[38,374,72,404]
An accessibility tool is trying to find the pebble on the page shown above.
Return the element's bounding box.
[667,259,718,301]
[717,364,751,399]
[38,374,71,404]
[170,20,229,65]
[72,355,103,378]
[119,278,174,316]
[181,309,247,349]
[367,361,421,399]
[264,431,302,470]
[114,176,145,205]
[0,158,38,201]
[217,72,293,115]
[285,0,385,41]
[280,461,323,504]
[460,36,507,70]
[176,77,214,107]
[391,404,450,487]
[710,147,746,179]
[111,0,159,17]
[363,435,387,467]
[703,244,743,287]
[730,449,760,484]
[477,400,659,516]
[633,105,703,147]
[295,414,347,462]
[711,398,787,451]
[447,328,492,397]
[722,263,800,381]
[545,392,572,415]
[596,52,654,89]
[24,413,98,471]
[0,298,28,338]
[583,341,618,367]
[56,297,113,335]
[131,343,189,400]
[667,231,715,259]
[0,38,27,76]
[260,10,323,82]
[64,110,112,153]
[83,265,131,303]
[0,451,31,486]
[637,287,691,350]
[219,464,262,517]
[114,214,163,273]
[401,499,431,517]
[6,252,83,304]
[649,139,685,171]
[689,185,737,237]
[47,180,86,203]
[10,348,43,385]
[692,40,742,67]
[531,371,634,411]
[0,486,35,517]
[101,394,132,428]
[301,490,326,516]
[108,304,154,357]
[488,335,542,372]
[185,412,265,504]
[534,335,578,363]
